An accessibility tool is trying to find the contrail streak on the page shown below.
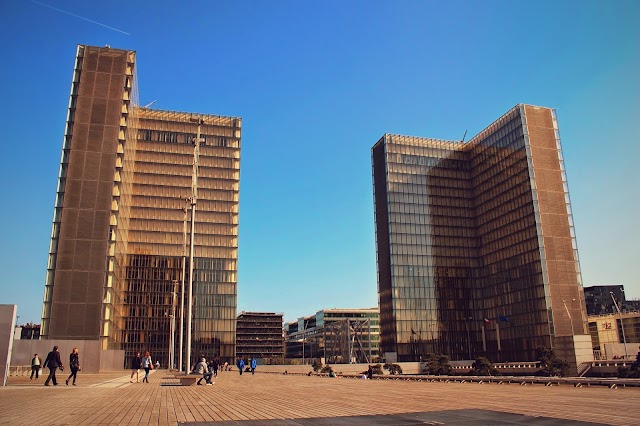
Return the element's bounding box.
[31,0,131,35]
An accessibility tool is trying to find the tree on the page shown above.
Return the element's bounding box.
[617,356,640,378]
[470,357,498,376]
[383,363,403,375]
[320,365,333,374]
[536,347,570,377]
[422,353,452,375]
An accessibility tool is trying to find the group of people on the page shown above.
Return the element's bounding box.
[235,357,257,375]
[33,345,81,386]
[130,351,157,383]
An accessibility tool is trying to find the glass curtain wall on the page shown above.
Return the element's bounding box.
[373,105,579,362]
[121,109,241,368]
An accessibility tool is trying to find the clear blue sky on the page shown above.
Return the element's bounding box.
[0,1,638,325]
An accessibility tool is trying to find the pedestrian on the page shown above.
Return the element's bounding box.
[367,365,373,380]
[194,357,213,385]
[236,357,245,375]
[30,353,41,380]
[250,357,257,375]
[43,345,63,386]
[130,351,142,383]
[141,351,153,383]
[65,348,80,385]
[224,361,228,371]
[155,360,160,370]
[211,357,219,378]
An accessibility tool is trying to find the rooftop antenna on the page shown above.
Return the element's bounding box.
[143,100,157,108]
[461,130,468,143]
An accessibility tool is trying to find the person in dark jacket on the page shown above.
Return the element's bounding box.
[65,348,80,385]
[43,345,63,386]
[30,353,41,380]
[130,352,142,383]
[367,365,373,380]
[210,357,219,378]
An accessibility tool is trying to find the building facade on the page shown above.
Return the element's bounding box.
[41,45,241,368]
[588,312,640,359]
[236,312,284,362]
[372,104,588,363]
[285,308,380,363]
[584,285,640,315]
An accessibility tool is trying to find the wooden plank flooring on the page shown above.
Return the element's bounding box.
[1,370,638,425]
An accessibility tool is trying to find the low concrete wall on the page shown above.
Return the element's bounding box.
[9,340,124,375]
[257,362,422,375]
[0,305,17,386]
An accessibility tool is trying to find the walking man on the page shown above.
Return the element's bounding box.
[211,357,219,378]
[236,357,245,375]
[43,345,63,386]
[30,353,41,380]
[250,357,257,375]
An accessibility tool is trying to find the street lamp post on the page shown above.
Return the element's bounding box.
[186,117,204,372]
[562,299,576,336]
[610,292,628,359]
[179,203,187,372]
[170,280,178,369]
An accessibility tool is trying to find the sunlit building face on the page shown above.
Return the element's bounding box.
[41,45,241,368]
[372,105,586,363]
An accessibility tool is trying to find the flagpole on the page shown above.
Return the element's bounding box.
[481,324,487,352]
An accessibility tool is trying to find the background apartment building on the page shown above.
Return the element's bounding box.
[236,312,284,363]
[285,308,380,364]
[41,45,240,368]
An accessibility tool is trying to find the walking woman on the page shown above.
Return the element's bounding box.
[130,351,142,383]
[65,348,80,385]
[141,351,153,383]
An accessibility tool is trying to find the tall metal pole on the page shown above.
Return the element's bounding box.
[464,317,471,360]
[302,321,305,366]
[610,292,628,359]
[170,281,177,369]
[562,299,575,336]
[186,118,203,373]
[179,204,187,372]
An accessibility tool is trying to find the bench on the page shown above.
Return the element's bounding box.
[175,374,200,386]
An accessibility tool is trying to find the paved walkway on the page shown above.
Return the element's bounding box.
[1,370,638,425]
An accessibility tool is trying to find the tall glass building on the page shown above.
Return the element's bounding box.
[372,105,589,363]
[41,45,240,367]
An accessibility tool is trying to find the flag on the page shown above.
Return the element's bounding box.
[498,315,510,322]
[483,318,490,324]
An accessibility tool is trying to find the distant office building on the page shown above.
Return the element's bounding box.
[584,285,640,315]
[372,104,589,364]
[588,311,640,359]
[41,45,241,367]
[285,308,379,363]
[18,324,41,340]
[236,312,284,362]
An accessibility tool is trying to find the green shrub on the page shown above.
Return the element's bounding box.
[320,365,333,374]
[383,363,403,375]
[535,347,570,377]
[470,357,498,376]
[422,353,452,375]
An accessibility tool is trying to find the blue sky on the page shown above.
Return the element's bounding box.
[0,0,638,324]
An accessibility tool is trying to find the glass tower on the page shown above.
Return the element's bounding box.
[42,45,241,367]
[372,104,587,362]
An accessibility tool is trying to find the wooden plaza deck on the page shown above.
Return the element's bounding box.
[1,369,638,425]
